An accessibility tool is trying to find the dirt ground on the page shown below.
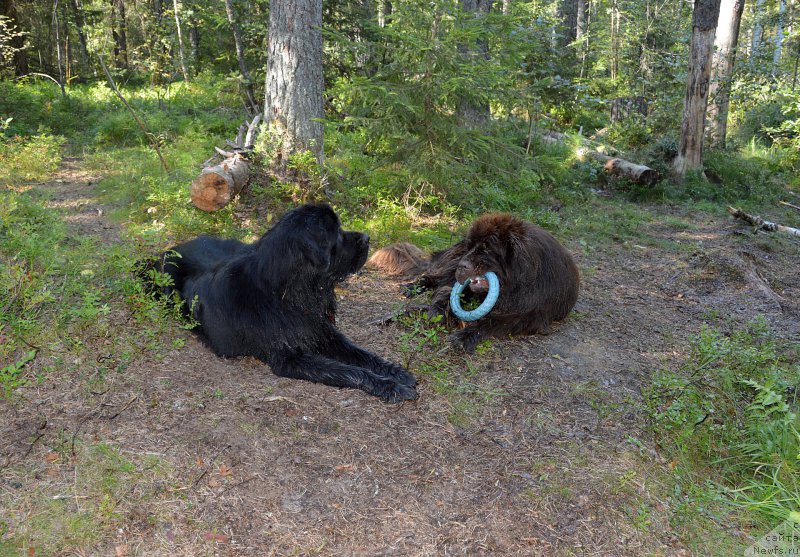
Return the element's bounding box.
[2,162,799,556]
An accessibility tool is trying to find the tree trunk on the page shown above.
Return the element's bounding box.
[189,23,199,67]
[673,0,722,178]
[69,0,91,71]
[557,0,578,46]
[773,0,786,72]
[173,0,189,80]
[190,114,260,211]
[576,0,587,38]
[52,0,67,95]
[377,0,391,26]
[456,0,493,128]
[750,0,764,65]
[264,0,325,171]
[111,0,128,69]
[707,0,744,149]
[191,156,250,212]
[224,0,257,112]
[610,0,620,81]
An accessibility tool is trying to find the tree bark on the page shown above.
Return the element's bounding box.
[190,114,261,211]
[773,0,786,72]
[538,132,660,186]
[189,24,199,67]
[707,0,744,149]
[111,0,128,69]
[173,0,189,80]
[610,0,620,81]
[750,0,764,65]
[576,148,660,185]
[673,0,721,178]
[264,0,325,171]
[576,0,588,38]
[557,0,578,46]
[728,206,800,236]
[68,0,91,71]
[191,156,250,212]
[224,0,257,112]
[52,0,66,95]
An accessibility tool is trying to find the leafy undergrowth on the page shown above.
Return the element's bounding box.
[647,318,800,550]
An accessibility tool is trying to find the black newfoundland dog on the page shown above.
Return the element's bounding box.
[153,203,417,403]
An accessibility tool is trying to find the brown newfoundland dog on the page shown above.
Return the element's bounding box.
[368,213,580,352]
[151,203,417,403]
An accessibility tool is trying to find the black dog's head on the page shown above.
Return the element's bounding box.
[275,204,369,282]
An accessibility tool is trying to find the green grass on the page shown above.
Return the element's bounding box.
[0,441,172,555]
[646,318,800,548]
[395,311,506,427]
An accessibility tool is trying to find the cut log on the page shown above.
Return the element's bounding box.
[533,131,658,186]
[191,155,250,212]
[190,113,261,211]
[577,147,660,186]
[727,206,800,237]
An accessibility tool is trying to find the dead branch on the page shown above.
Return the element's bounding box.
[779,200,800,213]
[727,206,800,237]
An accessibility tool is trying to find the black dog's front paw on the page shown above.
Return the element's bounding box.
[384,363,417,387]
[451,328,481,353]
[374,380,418,403]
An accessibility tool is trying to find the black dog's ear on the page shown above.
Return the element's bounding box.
[300,233,333,269]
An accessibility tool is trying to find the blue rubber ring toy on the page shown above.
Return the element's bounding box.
[449,271,500,321]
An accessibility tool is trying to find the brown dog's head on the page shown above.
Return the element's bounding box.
[455,213,526,292]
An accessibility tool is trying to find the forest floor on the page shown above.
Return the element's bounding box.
[2,160,800,556]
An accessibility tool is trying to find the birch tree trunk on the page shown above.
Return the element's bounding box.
[264,0,324,171]
[610,0,620,81]
[673,0,722,178]
[52,0,66,95]
[173,0,189,80]
[773,0,787,72]
[707,0,744,149]
[750,0,764,65]
[224,0,257,112]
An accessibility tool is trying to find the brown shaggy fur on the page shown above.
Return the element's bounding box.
[367,242,429,280]
[377,213,580,352]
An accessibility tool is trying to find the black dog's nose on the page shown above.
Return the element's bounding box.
[361,233,370,245]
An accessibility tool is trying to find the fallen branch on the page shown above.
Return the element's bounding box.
[190,114,261,212]
[779,200,800,213]
[727,206,800,237]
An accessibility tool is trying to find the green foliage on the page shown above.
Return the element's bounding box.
[0,350,36,397]
[647,319,800,525]
[0,128,64,182]
[326,1,565,214]
[396,311,503,426]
